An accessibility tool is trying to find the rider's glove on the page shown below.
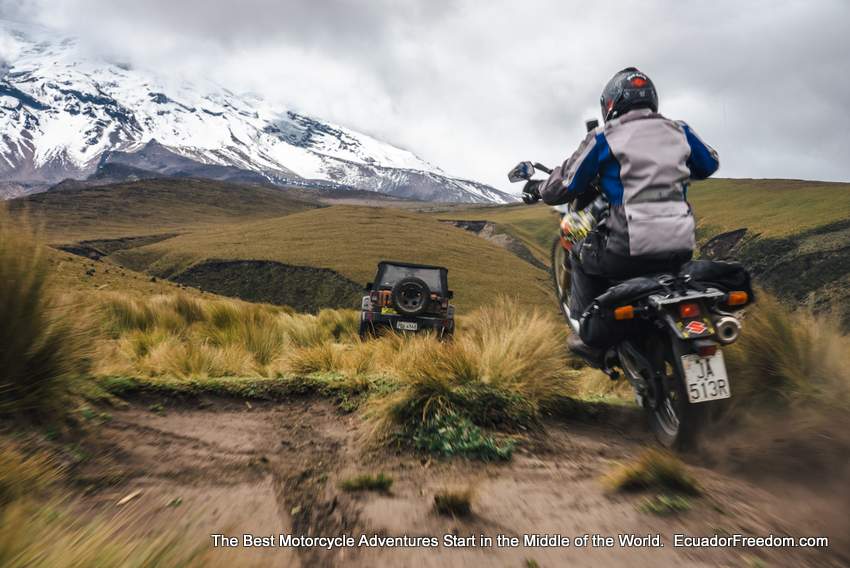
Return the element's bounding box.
[522,180,542,204]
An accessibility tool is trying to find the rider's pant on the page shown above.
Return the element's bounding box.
[569,230,692,320]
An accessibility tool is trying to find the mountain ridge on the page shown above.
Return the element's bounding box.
[0,19,514,203]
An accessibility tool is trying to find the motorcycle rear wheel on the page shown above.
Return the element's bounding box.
[645,337,703,450]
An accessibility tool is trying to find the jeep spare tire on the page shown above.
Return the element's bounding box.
[391,277,430,316]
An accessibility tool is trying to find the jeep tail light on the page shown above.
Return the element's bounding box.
[370,291,378,305]
[679,302,701,318]
[726,291,749,306]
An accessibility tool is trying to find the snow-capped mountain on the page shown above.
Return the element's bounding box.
[0,20,514,203]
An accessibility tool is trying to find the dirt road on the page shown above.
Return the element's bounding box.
[74,397,846,567]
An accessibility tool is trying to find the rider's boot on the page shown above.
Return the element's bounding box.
[567,334,605,367]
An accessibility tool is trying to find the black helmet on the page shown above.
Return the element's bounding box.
[600,67,658,122]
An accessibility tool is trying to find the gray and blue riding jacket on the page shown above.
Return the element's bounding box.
[540,108,719,257]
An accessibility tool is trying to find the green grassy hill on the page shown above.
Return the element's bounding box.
[435,178,850,249]
[110,205,553,311]
[10,176,848,321]
[434,178,850,326]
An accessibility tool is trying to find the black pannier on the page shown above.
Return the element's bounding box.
[579,276,667,348]
[578,261,754,348]
[679,260,754,303]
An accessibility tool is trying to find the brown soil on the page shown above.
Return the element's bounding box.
[73,397,848,568]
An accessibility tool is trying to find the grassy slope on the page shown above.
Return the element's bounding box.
[430,203,560,263]
[10,178,318,242]
[434,178,850,250]
[687,179,850,237]
[111,205,554,311]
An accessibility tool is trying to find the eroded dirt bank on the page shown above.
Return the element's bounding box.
[73,398,846,567]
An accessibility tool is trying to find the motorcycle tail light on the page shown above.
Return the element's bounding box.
[726,291,749,306]
[679,302,701,318]
[697,344,718,357]
[614,305,635,320]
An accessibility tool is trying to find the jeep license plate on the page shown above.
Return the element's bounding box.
[681,351,730,403]
[396,321,418,331]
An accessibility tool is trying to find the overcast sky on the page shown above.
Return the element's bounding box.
[2,0,849,190]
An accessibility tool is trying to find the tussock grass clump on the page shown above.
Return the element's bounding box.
[369,299,570,433]
[93,292,361,378]
[433,488,473,517]
[339,472,393,493]
[604,449,701,495]
[712,294,850,470]
[724,294,850,413]
[0,208,88,419]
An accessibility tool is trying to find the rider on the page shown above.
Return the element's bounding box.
[523,67,719,360]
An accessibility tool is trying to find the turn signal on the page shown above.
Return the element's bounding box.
[727,291,749,306]
[613,305,635,320]
[679,302,701,318]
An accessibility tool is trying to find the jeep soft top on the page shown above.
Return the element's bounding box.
[370,261,449,297]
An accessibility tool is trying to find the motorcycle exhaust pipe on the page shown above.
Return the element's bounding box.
[714,316,741,344]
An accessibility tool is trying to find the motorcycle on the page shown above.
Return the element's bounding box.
[508,120,753,449]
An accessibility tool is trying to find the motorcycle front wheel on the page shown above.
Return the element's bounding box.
[550,237,572,326]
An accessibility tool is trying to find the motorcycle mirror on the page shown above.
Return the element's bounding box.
[585,118,599,132]
[508,161,535,183]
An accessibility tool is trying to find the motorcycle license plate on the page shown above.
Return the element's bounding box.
[681,351,730,403]
[396,321,418,331]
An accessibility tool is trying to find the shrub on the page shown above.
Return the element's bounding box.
[604,449,701,495]
[339,473,393,493]
[433,488,473,517]
[411,411,514,461]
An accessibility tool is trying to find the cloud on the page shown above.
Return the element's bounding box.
[4,0,849,188]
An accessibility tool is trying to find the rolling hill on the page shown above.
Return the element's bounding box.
[9,176,849,321]
[8,178,551,312]
[108,205,553,312]
[9,177,318,242]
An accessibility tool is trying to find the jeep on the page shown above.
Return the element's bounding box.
[359,261,455,339]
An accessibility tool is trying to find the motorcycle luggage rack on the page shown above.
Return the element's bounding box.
[648,288,725,307]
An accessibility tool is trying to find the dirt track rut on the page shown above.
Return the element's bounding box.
[75,397,846,568]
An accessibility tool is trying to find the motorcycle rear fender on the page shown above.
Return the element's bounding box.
[656,302,716,341]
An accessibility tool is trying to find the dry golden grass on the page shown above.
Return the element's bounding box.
[714,294,850,466]
[0,501,209,568]
[724,294,850,413]
[0,441,59,507]
[0,436,221,568]
[0,207,89,419]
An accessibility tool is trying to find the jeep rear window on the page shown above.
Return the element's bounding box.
[378,265,445,294]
